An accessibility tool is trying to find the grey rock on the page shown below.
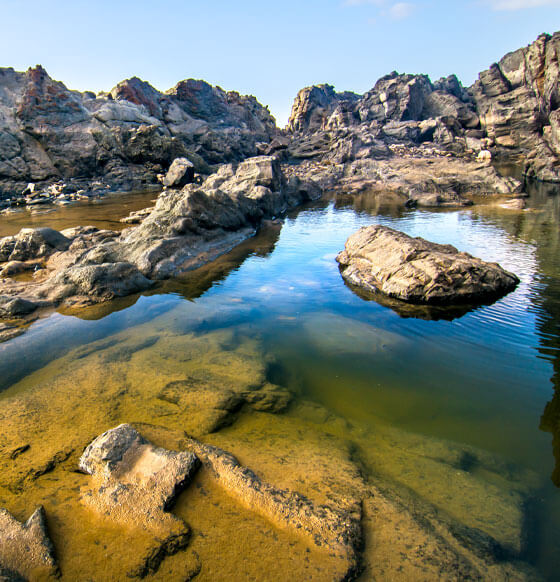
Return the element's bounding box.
[0,506,58,580]
[79,424,200,577]
[46,262,153,301]
[337,225,519,305]
[0,296,38,317]
[471,32,560,181]
[0,228,70,262]
[0,66,279,198]
[162,157,195,188]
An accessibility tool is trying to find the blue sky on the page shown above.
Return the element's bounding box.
[1,0,559,126]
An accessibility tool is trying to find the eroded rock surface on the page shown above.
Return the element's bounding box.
[79,424,200,577]
[0,506,58,580]
[184,437,362,577]
[337,225,519,305]
[0,67,278,199]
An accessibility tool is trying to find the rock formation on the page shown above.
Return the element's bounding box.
[79,424,200,577]
[472,32,560,182]
[0,156,320,325]
[0,506,58,580]
[336,225,519,305]
[0,66,277,200]
[284,31,560,199]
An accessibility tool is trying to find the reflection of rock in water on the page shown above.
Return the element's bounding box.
[480,178,560,488]
[342,278,482,321]
[157,219,283,301]
[332,189,409,219]
[541,395,560,487]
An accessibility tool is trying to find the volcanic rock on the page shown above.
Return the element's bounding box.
[336,225,519,305]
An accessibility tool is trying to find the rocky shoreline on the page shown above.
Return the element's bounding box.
[0,31,556,327]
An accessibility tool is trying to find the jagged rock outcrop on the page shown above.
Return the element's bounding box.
[287,84,360,133]
[0,66,278,199]
[0,506,58,580]
[336,225,519,305]
[285,31,560,195]
[472,31,560,181]
[284,70,521,204]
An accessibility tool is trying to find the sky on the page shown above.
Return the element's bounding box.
[0,0,559,126]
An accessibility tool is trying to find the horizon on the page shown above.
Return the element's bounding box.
[1,1,559,127]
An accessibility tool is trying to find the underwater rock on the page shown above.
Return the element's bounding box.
[184,437,362,576]
[337,225,519,305]
[79,424,200,577]
[0,506,58,580]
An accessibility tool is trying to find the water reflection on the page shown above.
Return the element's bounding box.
[341,278,486,321]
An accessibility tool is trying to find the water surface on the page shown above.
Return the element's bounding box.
[0,185,559,579]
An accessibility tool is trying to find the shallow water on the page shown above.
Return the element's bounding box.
[0,189,158,237]
[0,185,559,579]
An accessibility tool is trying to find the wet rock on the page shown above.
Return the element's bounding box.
[0,506,58,580]
[0,228,70,263]
[79,424,200,577]
[337,225,519,305]
[184,437,362,574]
[46,262,153,301]
[0,296,39,317]
[162,157,195,188]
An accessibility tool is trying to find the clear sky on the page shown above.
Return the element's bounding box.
[1,0,559,126]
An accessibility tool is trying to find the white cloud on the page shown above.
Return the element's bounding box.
[490,0,560,9]
[389,2,415,18]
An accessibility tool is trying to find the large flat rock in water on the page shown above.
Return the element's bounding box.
[336,225,519,305]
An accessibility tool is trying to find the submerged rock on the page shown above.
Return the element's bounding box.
[0,506,58,580]
[79,424,200,577]
[184,437,362,577]
[337,225,519,305]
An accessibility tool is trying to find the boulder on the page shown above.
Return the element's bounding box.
[0,506,58,580]
[336,225,519,305]
[162,157,195,188]
[0,228,70,263]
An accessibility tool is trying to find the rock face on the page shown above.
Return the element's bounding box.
[472,32,560,182]
[336,225,519,305]
[284,70,523,204]
[0,506,58,580]
[79,424,200,577]
[0,66,278,199]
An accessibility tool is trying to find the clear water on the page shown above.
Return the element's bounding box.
[0,185,559,579]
